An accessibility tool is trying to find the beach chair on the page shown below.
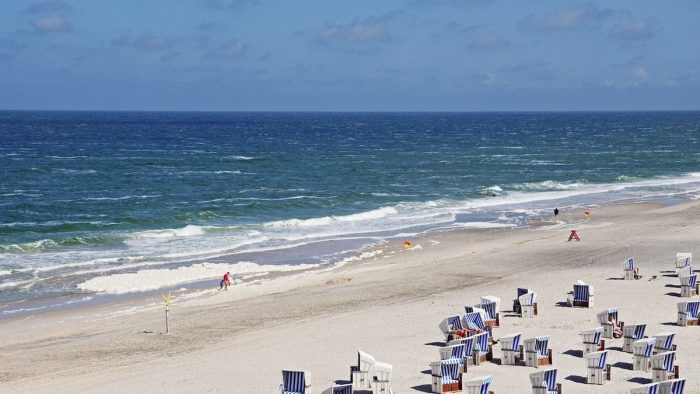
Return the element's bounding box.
[513,288,530,314]
[630,383,660,394]
[567,281,594,308]
[373,362,393,394]
[480,300,500,327]
[323,384,353,394]
[676,253,692,269]
[676,301,700,326]
[464,375,494,394]
[632,338,656,372]
[529,368,561,394]
[472,331,493,365]
[623,323,647,353]
[447,336,476,368]
[519,291,538,318]
[581,327,605,355]
[280,370,311,394]
[499,332,522,365]
[658,378,686,394]
[679,274,698,297]
[440,344,466,361]
[430,358,461,393]
[462,311,489,337]
[350,350,375,390]
[524,336,552,368]
[441,315,466,341]
[653,332,676,354]
[677,266,693,278]
[651,351,678,383]
[623,258,639,280]
[597,307,622,339]
[585,350,611,385]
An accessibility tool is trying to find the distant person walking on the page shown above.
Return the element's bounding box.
[554,208,559,221]
[220,271,232,290]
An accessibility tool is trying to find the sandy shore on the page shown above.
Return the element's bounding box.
[2,201,700,393]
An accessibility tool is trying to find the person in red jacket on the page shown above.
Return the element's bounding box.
[220,271,232,290]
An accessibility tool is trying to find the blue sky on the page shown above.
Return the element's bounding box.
[1,0,698,111]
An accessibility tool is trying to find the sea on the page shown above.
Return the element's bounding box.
[2,111,700,316]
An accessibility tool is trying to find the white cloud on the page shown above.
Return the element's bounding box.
[30,15,72,33]
[632,66,650,78]
[520,3,612,31]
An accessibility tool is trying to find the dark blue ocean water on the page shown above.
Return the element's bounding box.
[2,111,700,309]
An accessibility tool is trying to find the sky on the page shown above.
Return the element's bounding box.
[0,0,699,111]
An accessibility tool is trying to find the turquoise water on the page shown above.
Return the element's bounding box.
[2,111,700,309]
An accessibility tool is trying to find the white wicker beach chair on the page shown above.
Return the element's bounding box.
[567,280,594,308]
[651,351,677,383]
[585,350,610,385]
[623,258,638,280]
[499,332,522,365]
[529,368,560,394]
[597,307,621,339]
[464,375,494,394]
[281,370,311,394]
[632,338,656,372]
[658,378,686,394]
[676,301,700,326]
[430,358,461,394]
[524,336,552,368]
[623,323,647,353]
[350,350,375,390]
[653,332,676,354]
[518,291,538,318]
[679,274,698,297]
[581,327,605,355]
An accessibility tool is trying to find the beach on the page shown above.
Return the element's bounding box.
[2,200,699,393]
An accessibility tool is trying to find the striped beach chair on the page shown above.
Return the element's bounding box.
[651,351,677,383]
[480,300,500,327]
[676,253,692,269]
[653,332,676,354]
[524,336,552,368]
[463,311,488,335]
[567,281,594,308]
[513,288,531,314]
[473,331,492,364]
[623,258,639,280]
[430,358,461,394]
[633,338,656,372]
[623,323,647,353]
[581,327,605,355]
[350,350,375,390]
[530,368,560,394]
[440,315,465,341]
[440,343,466,361]
[464,375,494,394]
[677,265,693,278]
[499,332,522,365]
[585,350,610,385]
[323,384,353,394]
[677,301,700,326]
[630,383,660,394]
[280,370,311,394]
[659,378,686,394]
[519,291,538,318]
[597,307,621,339]
[679,274,698,297]
[448,336,476,367]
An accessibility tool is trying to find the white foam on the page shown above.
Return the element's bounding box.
[130,225,207,239]
[264,206,398,228]
[77,261,319,294]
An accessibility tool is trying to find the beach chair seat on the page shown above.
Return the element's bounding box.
[623,258,639,280]
[499,332,522,365]
[518,291,538,318]
[651,351,678,383]
[281,370,311,394]
[567,281,594,308]
[513,288,530,314]
[581,327,605,355]
[653,332,676,354]
[472,332,493,365]
[679,274,698,297]
[350,350,375,390]
[530,368,560,394]
[676,301,700,326]
[447,336,476,368]
[441,315,466,342]
[630,383,660,394]
[373,362,393,394]
[462,311,490,337]
[632,338,656,372]
[597,307,622,339]
[323,384,353,394]
[658,378,686,394]
[464,375,494,394]
[585,350,611,385]
[430,358,462,393]
[524,336,552,368]
[623,323,647,353]
[676,265,693,278]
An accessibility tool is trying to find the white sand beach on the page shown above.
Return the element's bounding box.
[2,201,700,393]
